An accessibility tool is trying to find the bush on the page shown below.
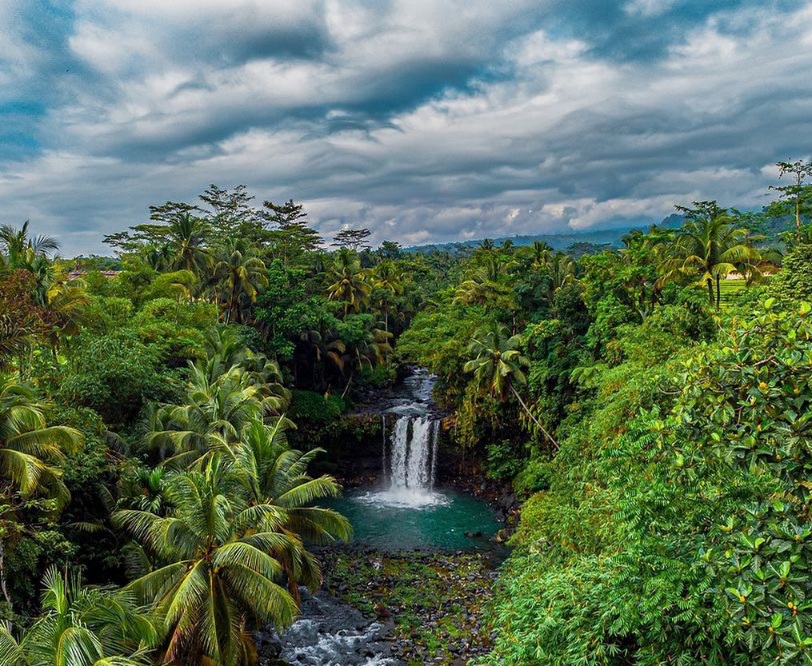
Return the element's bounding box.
[482,300,812,664]
[59,332,177,427]
[289,389,347,425]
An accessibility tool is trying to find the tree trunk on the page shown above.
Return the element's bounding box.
[0,536,12,613]
[509,384,559,450]
[707,278,715,307]
[716,275,721,310]
[341,372,354,399]
[797,197,802,237]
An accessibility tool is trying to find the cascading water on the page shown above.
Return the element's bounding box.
[259,368,502,665]
[386,416,439,493]
[362,370,448,508]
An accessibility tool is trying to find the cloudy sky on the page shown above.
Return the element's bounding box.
[1,0,810,255]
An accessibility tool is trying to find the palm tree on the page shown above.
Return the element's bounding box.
[0,377,82,502]
[452,256,516,308]
[526,241,553,271]
[147,364,285,469]
[0,222,59,271]
[0,567,157,666]
[330,325,393,399]
[213,239,268,324]
[544,253,576,305]
[147,328,290,470]
[166,213,212,278]
[657,202,761,308]
[370,260,404,333]
[112,463,299,665]
[464,324,558,449]
[0,378,83,608]
[41,273,90,355]
[235,419,351,602]
[326,249,370,315]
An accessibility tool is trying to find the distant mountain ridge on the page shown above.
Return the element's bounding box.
[407,214,684,254]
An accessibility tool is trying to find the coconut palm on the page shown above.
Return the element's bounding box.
[113,463,299,665]
[0,222,59,271]
[41,274,90,354]
[165,213,212,278]
[213,239,268,324]
[235,419,351,602]
[0,567,157,666]
[464,324,558,449]
[200,327,286,394]
[452,256,516,308]
[0,386,80,610]
[0,377,82,502]
[656,202,761,308]
[147,364,284,469]
[326,249,371,315]
[544,253,576,305]
[370,260,404,333]
[526,241,553,271]
[331,325,392,398]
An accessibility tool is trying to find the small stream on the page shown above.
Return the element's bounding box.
[262,369,501,665]
[256,588,400,666]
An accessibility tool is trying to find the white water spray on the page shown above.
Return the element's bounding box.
[364,414,445,508]
[358,369,448,508]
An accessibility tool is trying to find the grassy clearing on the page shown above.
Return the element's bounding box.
[322,549,499,665]
[718,278,746,310]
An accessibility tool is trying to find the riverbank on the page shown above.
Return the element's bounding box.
[258,547,505,665]
[325,548,501,664]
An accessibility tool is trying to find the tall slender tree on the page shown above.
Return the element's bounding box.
[768,160,812,238]
[464,324,557,448]
[113,463,299,665]
[326,249,371,315]
[656,201,761,308]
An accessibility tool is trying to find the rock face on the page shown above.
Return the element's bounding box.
[256,588,403,666]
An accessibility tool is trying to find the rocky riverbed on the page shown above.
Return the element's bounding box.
[259,547,505,666]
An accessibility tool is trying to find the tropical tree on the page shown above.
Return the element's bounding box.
[167,213,212,278]
[452,256,515,309]
[370,259,404,333]
[0,222,59,271]
[543,253,576,306]
[331,227,372,252]
[147,363,285,469]
[0,567,156,666]
[112,463,300,665]
[0,377,82,502]
[235,419,351,602]
[0,377,83,607]
[0,272,46,371]
[326,249,370,315]
[656,201,761,308]
[213,240,267,324]
[768,159,812,238]
[526,240,553,271]
[41,274,90,355]
[329,318,392,398]
[464,324,557,448]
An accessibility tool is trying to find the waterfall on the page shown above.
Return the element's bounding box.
[360,368,448,508]
[382,414,440,503]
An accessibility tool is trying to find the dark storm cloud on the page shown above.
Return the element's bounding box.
[0,0,810,253]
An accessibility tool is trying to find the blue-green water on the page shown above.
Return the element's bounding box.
[324,487,501,550]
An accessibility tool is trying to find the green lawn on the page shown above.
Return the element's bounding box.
[718,278,746,310]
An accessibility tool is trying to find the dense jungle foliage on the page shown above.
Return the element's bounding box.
[0,160,811,665]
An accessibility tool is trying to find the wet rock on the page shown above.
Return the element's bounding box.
[256,588,404,666]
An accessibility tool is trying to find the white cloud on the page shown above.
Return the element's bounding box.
[1,0,811,254]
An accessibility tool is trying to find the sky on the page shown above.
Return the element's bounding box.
[1,0,811,256]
